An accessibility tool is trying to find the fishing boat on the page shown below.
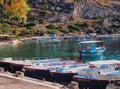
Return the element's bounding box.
[23,59,76,81]
[32,34,62,44]
[41,38,61,44]
[79,40,106,57]
[0,58,59,73]
[23,58,60,81]
[23,64,52,81]
[50,61,89,84]
[73,60,120,89]
[0,58,32,73]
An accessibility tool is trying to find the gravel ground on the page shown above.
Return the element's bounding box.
[0,76,55,89]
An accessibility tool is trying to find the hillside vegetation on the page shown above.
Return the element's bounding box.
[0,0,120,38]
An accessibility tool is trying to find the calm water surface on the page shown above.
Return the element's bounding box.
[0,39,119,62]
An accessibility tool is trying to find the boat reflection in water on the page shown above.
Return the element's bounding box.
[81,54,106,62]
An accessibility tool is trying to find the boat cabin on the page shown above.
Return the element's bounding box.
[79,41,104,51]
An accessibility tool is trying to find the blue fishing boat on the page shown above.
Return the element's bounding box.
[79,41,106,57]
[73,60,120,89]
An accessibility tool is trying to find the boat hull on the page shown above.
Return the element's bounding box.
[79,48,106,56]
[73,76,120,89]
[0,61,24,73]
[52,72,76,84]
[24,68,52,81]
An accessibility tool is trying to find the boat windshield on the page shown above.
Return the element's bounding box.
[79,41,104,50]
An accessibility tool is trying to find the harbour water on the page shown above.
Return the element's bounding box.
[0,39,119,62]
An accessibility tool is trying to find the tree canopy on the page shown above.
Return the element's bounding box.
[0,0,30,23]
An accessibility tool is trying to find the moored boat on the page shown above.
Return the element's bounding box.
[79,40,106,58]
[0,58,32,73]
[73,60,120,89]
[23,60,76,81]
[0,58,60,73]
[32,34,62,44]
[50,63,89,84]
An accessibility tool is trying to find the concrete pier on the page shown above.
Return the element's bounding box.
[0,72,67,89]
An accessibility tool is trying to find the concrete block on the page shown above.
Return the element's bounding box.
[16,71,24,77]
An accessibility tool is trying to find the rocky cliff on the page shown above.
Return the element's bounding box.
[28,0,120,23]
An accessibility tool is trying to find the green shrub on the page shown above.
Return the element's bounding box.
[12,30,16,35]
[26,22,36,27]
[57,26,62,29]
[20,29,30,36]
[68,24,80,31]
[0,36,10,41]
[87,29,93,34]
[47,29,56,34]
[29,29,34,36]
[59,29,69,34]
[26,20,39,27]
[81,23,89,28]
[26,26,33,29]
[37,30,44,36]
[46,24,58,29]
[113,15,120,22]
[0,23,11,33]
[94,15,103,19]
[34,20,39,25]
[69,29,74,33]
[75,23,81,27]
[75,22,89,28]
[112,24,120,28]
[40,2,48,5]
[0,17,5,23]
[104,27,114,34]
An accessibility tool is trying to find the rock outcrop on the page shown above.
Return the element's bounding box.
[28,0,74,23]
[27,0,120,23]
[0,0,120,24]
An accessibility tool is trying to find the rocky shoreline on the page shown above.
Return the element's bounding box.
[0,34,119,46]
